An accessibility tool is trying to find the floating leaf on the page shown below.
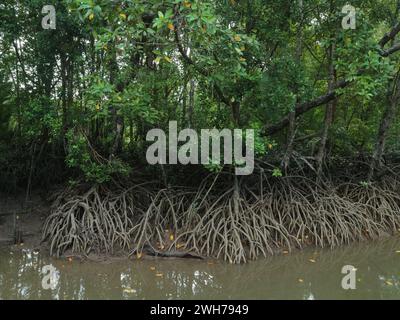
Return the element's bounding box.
[123,288,136,294]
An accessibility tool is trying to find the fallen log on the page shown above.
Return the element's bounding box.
[134,244,204,260]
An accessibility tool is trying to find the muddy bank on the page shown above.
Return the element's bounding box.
[0,193,48,251]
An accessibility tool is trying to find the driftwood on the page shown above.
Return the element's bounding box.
[139,244,204,260]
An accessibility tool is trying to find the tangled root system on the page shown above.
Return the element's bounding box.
[42,167,400,263]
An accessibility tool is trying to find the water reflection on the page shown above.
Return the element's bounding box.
[1,238,400,300]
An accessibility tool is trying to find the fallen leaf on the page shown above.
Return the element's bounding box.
[298,279,304,283]
[169,234,174,241]
[385,280,393,286]
[150,267,156,271]
[309,259,316,263]
[283,250,289,254]
[156,273,163,277]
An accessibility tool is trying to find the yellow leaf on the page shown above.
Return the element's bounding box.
[156,273,163,277]
[386,280,393,286]
[183,1,192,8]
[239,57,246,62]
[167,23,175,31]
[282,250,289,254]
[234,35,241,42]
[136,253,142,259]
[268,144,273,150]
[240,46,246,51]
[119,13,127,20]
[169,234,174,241]
[164,56,172,63]
[89,13,94,21]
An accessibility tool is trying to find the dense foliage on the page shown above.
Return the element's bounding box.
[1,0,400,190]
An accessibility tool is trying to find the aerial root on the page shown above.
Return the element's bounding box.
[42,176,400,263]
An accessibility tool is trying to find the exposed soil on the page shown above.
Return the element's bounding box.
[0,192,49,252]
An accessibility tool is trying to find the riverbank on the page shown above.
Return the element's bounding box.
[39,163,400,263]
[3,163,400,265]
[0,193,47,251]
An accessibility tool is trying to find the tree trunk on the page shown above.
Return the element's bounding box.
[369,70,400,179]
[316,44,337,177]
[316,15,337,177]
[282,0,303,171]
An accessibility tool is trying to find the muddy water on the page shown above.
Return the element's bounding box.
[1,238,400,300]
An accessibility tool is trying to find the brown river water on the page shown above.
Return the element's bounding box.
[1,238,400,300]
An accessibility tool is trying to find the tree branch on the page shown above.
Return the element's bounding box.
[264,22,400,136]
[173,5,232,107]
